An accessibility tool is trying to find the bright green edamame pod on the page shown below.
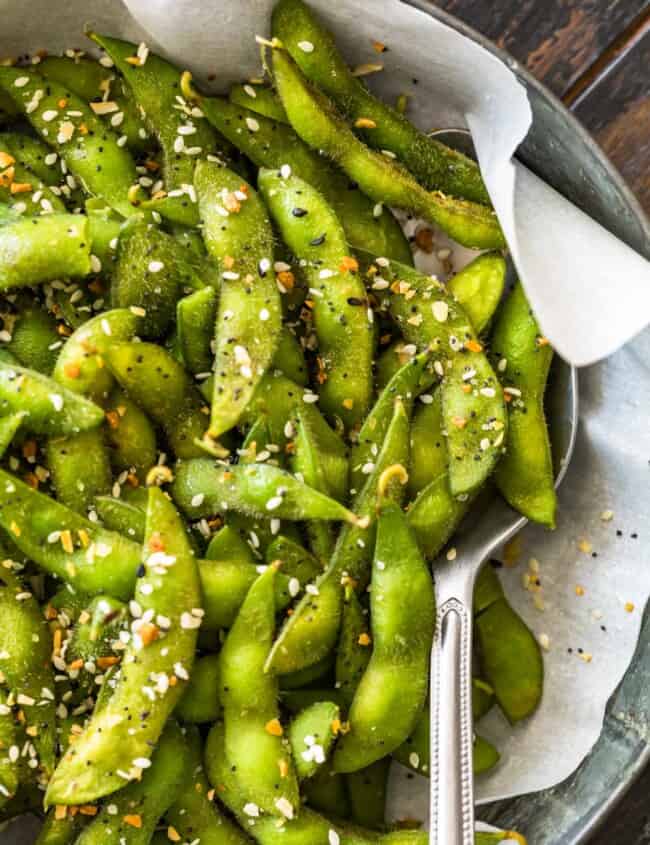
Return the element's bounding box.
[47,429,112,513]
[6,303,59,374]
[176,286,218,374]
[113,220,194,338]
[0,359,104,436]
[448,253,506,333]
[266,535,321,585]
[281,689,345,713]
[218,565,299,817]
[477,834,527,845]
[46,487,201,805]
[289,701,340,780]
[473,677,496,719]
[290,408,338,560]
[407,392,445,497]
[205,523,255,561]
[346,758,390,829]
[176,653,221,723]
[474,735,501,774]
[273,0,489,205]
[374,253,505,391]
[476,595,543,723]
[335,588,371,708]
[291,405,348,505]
[334,503,434,772]
[0,211,91,290]
[351,349,434,496]
[94,494,146,541]
[267,398,409,675]
[207,722,430,845]
[259,167,373,429]
[75,721,189,845]
[85,199,122,272]
[197,95,412,264]
[491,281,556,526]
[104,387,158,481]
[195,162,281,439]
[89,34,226,225]
[0,413,22,458]
[172,458,359,524]
[0,133,62,186]
[38,55,150,152]
[0,569,57,779]
[199,558,291,632]
[0,67,137,218]
[105,341,208,459]
[274,327,308,386]
[165,730,250,845]
[229,83,288,122]
[53,309,141,403]
[272,50,504,250]
[360,254,507,496]
[65,594,127,666]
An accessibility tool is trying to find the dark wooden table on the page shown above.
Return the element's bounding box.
[430,3,650,839]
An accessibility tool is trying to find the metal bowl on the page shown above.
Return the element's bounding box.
[408,2,650,842]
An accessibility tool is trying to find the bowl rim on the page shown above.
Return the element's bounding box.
[406,0,650,839]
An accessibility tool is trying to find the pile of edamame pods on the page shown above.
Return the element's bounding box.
[0,0,557,842]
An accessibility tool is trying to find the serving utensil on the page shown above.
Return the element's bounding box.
[427,127,579,845]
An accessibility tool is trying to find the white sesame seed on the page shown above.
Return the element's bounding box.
[243,803,260,818]
[259,308,270,322]
[244,84,257,98]
[41,109,58,122]
[245,117,260,132]
[432,300,449,322]
[297,40,315,53]
[191,493,205,508]
[49,393,63,412]
[275,797,294,819]
[148,260,164,273]
[480,437,491,451]
[280,163,291,179]
[14,76,29,88]
[288,577,300,597]
[480,387,496,398]
[409,752,420,768]
[329,831,340,845]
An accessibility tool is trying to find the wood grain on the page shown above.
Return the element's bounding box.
[572,20,650,212]
[433,0,648,96]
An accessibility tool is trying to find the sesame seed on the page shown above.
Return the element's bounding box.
[280,164,292,179]
[245,117,260,132]
[42,110,58,122]
[432,300,449,322]
[297,40,315,53]
[148,260,164,273]
[49,394,64,412]
[243,803,260,817]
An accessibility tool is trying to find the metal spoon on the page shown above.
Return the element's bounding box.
[427,128,579,845]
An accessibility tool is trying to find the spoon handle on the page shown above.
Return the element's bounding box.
[429,567,476,845]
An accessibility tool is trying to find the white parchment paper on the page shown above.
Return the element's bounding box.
[1,0,649,814]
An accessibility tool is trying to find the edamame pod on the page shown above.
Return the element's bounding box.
[35,809,87,845]
[105,341,208,459]
[38,55,150,153]
[89,34,222,225]
[273,327,308,386]
[104,387,158,481]
[74,721,190,845]
[0,569,57,779]
[6,303,60,375]
[273,0,490,204]
[218,566,299,817]
[94,494,146,542]
[47,429,112,513]
[272,50,504,250]
[0,154,66,216]
[113,220,196,338]
[46,487,201,804]
[259,167,373,428]
[0,67,137,218]
[476,596,544,723]
[303,763,351,818]
[360,254,507,496]
[266,534,322,586]
[164,730,250,845]
[172,458,360,524]
[53,309,141,403]
[335,588,371,708]
[267,398,409,675]
[195,162,282,439]
[0,359,104,436]
[0,211,91,290]
[206,721,429,845]
[198,95,412,264]
[176,286,218,375]
[491,281,556,526]
[176,653,221,723]
[199,557,292,631]
[0,413,22,458]
[334,503,434,772]
[289,700,340,780]
[0,133,62,187]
